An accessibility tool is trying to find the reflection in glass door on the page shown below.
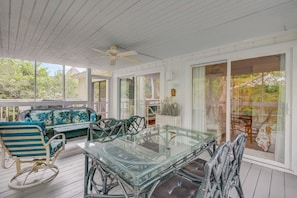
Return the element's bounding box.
[119,73,160,123]
[192,55,287,164]
[231,55,286,163]
[192,63,227,143]
[119,77,135,119]
[93,80,108,119]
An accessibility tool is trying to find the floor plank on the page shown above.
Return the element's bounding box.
[254,166,272,198]
[285,173,297,198]
[270,169,285,198]
[242,164,262,198]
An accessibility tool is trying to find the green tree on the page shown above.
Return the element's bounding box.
[0,59,35,99]
[0,58,80,100]
[65,72,79,98]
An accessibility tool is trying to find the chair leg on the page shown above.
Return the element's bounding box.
[87,161,118,195]
[245,124,253,143]
[9,163,59,189]
[235,180,244,198]
[16,159,21,174]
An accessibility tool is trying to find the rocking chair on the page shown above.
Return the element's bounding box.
[0,122,65,189]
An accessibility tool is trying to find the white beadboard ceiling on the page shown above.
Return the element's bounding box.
[0,0,296,71]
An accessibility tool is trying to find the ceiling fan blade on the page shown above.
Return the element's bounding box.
[87,55,106,60]
[117,50,137,57]
[92,46,139,65]
[91,48,108,55]
[119,56,140,64]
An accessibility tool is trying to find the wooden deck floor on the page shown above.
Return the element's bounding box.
[1,137,297,198]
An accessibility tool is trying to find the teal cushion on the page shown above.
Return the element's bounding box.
[53,110,71,125]
[25,117,32,122]
[49,139,64,157]
[72,109,89,123]
[0,121,46,131]
[90,113,97,122]
[30,110,53,126]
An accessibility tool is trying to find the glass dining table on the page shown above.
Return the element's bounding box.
[78,125,220,198]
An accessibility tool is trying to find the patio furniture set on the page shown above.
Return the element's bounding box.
[0,115,145,190]
[80,124,247,197]
[0,111,247,198]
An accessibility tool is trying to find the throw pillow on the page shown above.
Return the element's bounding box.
[30,110,53,126]
[72,109,89,123]
[53,110,71,125]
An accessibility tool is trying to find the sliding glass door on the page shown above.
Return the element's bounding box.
[93,80,109,119]
[119,73,160,126]
[231,55,286,163]
[192,62,227,143]
[119,77,135,119]
[192,54,287,163]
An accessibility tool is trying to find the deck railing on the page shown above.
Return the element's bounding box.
[0,106,18,121]
[0,100,109,122]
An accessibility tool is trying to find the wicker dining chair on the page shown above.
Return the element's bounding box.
[0,122,65,189]
[178,133,247,197]
[224,133,247,197]
[87,118,125,194]
[151,141,232,198]
[88,118,126,142]
[86,116,145,197]
[125,115,146,136]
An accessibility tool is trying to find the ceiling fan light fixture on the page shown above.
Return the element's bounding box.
[91,45,140,66]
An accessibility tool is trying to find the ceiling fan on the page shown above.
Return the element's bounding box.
[91,45,140,66]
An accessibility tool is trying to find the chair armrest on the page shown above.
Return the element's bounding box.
[44,132,66,165]
[45,133,66,147]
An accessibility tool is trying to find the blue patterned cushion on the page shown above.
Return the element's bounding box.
[25,117,32,122]
[72,109,89,123]
[49,139,64,157]
[30,110,53,126]
[53,110,71,125]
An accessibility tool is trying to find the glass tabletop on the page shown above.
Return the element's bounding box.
[78,125,220,187]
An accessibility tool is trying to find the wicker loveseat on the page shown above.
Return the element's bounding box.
[18,107,101,139]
